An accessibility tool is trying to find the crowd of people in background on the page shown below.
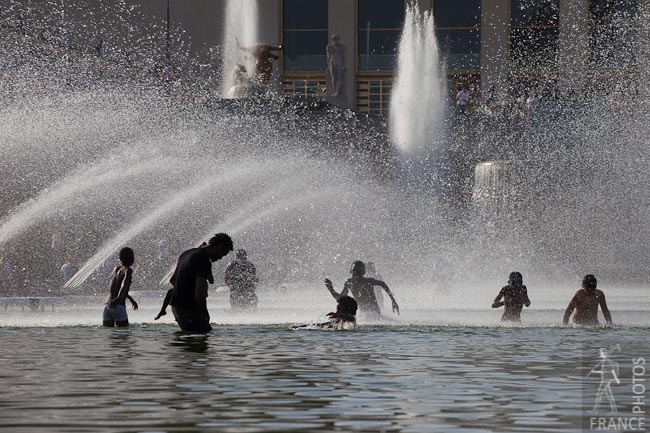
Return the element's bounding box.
[452,81,630,121]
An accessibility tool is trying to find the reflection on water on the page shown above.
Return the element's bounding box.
[0,325,647,432]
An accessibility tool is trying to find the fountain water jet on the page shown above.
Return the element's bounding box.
[221,0,259,97]
[389,3,445,156]
[159,186,340,285]
[0,157,189,245]
[63,159,280,289]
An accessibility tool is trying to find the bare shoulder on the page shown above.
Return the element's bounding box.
[120,266,133,276]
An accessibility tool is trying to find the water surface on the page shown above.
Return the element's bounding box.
[1,324,647,433]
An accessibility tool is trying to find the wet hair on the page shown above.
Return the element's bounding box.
[508,271,523,286]
[583,274,597,290]
[208,233,233,252]
[350,260,365,277]
[337,295,358,317]
[119,247,134,267]
[327,295,358,321]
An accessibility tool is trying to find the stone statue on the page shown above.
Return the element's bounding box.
[327,34,345,96]
[237,39,283,85]
[227,64,250,98]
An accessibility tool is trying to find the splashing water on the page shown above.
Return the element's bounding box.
[2,1,650,326]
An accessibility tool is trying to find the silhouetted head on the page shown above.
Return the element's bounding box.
[332,34,340,43]
[508,271,523,287]
[119,247,134,267]
[205,233,234,262]
[337,295,358,317]
[236,249,247,261]
[582,274,597,292]
[350,260,365,277]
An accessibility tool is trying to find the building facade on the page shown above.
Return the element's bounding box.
[277,0,645,113]
[7,0,646,114]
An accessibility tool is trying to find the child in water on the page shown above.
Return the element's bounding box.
[492,271,531,322]
[294,295,358,330]
[563,274,612,326]
[103,247,138,327]
[325,260,399,320]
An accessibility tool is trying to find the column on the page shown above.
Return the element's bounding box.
[557,0,589,93]
[480,0,509,95]
[637,0,650,100]
[258,0,282,93]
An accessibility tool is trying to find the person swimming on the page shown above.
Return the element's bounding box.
[294,295,358,330]
[563,274,613,326]
[324,260,399,319]
[492,271,531,322]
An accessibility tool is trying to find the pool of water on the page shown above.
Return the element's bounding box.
[1,322,648,433]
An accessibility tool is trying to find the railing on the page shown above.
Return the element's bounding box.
[356,77,394,115]
[281,76,328,97]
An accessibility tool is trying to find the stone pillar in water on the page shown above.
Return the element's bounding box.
[472,160,533,227]
[473,161,512,204]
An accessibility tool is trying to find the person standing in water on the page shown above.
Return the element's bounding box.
[366,261,384,312]
[324,260,399,319]
[103,247,138,327]
[563,274,613,326]
[492,271,531,322]
[168,234,233,332]
[224,249,259,311]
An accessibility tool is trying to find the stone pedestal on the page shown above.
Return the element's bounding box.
[324,95,347,109]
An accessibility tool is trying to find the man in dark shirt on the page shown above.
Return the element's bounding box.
[563,274,613,326]
[492,271,531,322]
[325,260,399,320]
[169,233,233,332]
